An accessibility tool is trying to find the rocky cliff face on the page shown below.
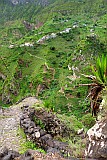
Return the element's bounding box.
[85,118,107,159]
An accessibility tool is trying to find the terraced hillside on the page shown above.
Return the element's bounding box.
[0,0,107,157]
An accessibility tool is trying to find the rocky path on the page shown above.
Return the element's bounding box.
[0,97,40,152]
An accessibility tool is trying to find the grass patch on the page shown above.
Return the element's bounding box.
[17,127,45,154]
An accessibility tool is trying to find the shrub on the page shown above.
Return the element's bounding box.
[81,113,96,129]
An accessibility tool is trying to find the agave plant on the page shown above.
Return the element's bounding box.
[80,54,107,117]
[89,54,107,116]
[91,54,107,86]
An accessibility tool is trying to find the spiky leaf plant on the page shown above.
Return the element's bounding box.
[91,54,107,86]
[89,54,107,116]
[80,54,107,117]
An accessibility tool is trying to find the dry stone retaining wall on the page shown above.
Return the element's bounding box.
[20,106,72,157]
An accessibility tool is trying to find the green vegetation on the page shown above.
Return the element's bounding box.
[0,0,107,158]
[81,113,96,129]
[91,54,107,86]
[57,114,84,133]
[1,0,107,118]
[81,54,107,117]
[17,127,45,154]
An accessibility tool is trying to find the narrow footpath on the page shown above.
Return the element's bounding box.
[0,97,40,152]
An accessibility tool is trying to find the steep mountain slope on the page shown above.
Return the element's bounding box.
[0,0,107,119]
[1,0,107,24]
[0,0,107,158]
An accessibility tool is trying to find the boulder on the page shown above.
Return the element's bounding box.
[85,118,107,159]
[0,147,20,160]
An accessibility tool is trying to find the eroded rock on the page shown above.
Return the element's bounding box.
[85,118,107,159]
[0,147,20,160]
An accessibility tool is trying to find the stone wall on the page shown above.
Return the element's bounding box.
[20,106,72,157]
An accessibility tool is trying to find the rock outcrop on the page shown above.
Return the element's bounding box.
[85,118,107,159]
[0,147,20,160]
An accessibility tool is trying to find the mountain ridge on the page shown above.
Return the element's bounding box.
[1,0,107,24]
